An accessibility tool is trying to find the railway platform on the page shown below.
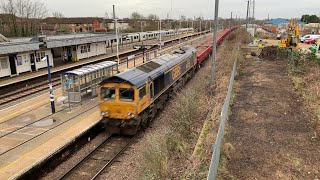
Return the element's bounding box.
[0,32,214,179]
[0,32,206,89]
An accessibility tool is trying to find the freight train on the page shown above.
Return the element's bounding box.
[98,28,235,135]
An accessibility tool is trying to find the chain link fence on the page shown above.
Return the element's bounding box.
[207,57,238,180]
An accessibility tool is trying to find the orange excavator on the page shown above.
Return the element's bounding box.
[279,19,300,49]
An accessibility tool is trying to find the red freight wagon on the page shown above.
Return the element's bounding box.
[196,27,236,64]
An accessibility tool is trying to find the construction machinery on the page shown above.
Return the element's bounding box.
[279,19,299,49]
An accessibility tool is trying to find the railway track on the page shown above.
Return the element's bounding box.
[60,135,135,180]
[0,32,209,106]
[0,77,60,105]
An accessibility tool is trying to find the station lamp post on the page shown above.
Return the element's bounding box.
[113,18,120,64]
[155,19,163,52]
[42,55,55,114]
[138,21,146,44]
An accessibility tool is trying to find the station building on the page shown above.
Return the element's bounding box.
[0,33,118,78]
[0,28,194,79]
[0,39,53,77]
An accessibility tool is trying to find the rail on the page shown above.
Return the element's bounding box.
[60,134,135,180]
[207,52,238,180]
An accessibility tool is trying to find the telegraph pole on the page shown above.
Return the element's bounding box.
[114,19,120,64]
[246,0,249,29]
[138,20,146,44]
[113,5,116,31]
[253,0,255,23]
[231,12,233,28]
[210,0,219,84]
[156,19,162,52]
[112,5,120,64]
[160,18,162,52]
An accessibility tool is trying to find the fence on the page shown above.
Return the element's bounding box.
[207,57,238,180]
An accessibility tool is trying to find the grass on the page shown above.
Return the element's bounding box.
[286,153,303,171]
[140,88,201,179]
[138,28,251,179]
[218,142,236,180]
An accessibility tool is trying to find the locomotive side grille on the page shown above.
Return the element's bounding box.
[136,61,161,73]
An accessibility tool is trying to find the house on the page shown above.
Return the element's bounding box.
[44,17,107,33]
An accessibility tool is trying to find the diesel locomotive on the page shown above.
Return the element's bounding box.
[98,46,197,135]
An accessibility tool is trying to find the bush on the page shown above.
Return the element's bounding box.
[141,130,170,179]
[170,89,199,140]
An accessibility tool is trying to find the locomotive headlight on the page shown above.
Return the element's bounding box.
[101,111,109,116]
[128,113,135,118]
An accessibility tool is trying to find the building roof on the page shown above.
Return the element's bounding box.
[100,46,196,88]
[264,18,305,25]
[44,17,104,24]
[0,41,40,55]
[45,33,119,48]
[61,61,117,76]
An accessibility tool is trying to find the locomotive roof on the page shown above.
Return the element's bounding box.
[100,46,196,88]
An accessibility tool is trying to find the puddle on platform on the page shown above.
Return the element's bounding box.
[15,114,35,123]
[32,118,57,127]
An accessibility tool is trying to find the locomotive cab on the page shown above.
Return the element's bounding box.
[99,83,137,119]
[98,81,150,135]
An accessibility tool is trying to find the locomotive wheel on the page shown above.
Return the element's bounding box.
[105,125,120,135]
[121,126,139,136]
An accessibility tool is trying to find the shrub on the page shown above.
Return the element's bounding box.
[170,89,199,140]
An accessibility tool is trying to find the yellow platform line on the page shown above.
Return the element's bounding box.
[0,109,99,173]
[0,91,62,123]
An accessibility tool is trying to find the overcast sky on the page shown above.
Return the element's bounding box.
[46,0,320,20]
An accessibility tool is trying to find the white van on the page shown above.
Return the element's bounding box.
[300,34,320,42]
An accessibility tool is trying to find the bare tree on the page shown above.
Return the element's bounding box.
[104,11,109,19]
[147,14,159,21]
[180,15,186,21]
[0,0,47,37]
[52,11,64,18]
[130,12,144,19]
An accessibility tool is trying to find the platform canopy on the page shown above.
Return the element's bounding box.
[0,41,40,55]
[61,61,117,76]
[45,33,120,48]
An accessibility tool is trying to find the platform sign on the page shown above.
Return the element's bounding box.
[146,52,150,61]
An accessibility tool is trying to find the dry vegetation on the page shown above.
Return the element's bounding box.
[290,64,320,138]
[270,48,320,137]
[139,29,249,179]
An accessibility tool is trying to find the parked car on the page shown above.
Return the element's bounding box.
[304,38,319,44]
[300,34,320,42]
